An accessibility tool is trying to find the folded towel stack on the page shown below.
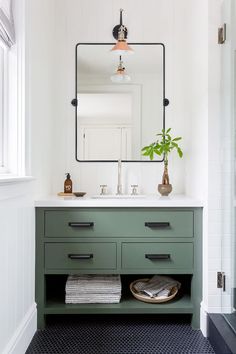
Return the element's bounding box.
[65,275,122,304]
[133,275,181,298]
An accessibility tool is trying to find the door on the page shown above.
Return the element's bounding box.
[220,0,236,322]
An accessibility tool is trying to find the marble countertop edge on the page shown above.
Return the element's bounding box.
[34,194,204,208]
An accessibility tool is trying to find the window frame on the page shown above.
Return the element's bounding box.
[0,0,27,179]
[0,40,9,173]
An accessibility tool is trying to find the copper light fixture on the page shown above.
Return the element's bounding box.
[111,9,133,55]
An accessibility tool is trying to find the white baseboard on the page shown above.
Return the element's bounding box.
[200,302,208,337]
[3,303,37,354]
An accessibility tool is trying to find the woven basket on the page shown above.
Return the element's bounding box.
[130,278,178,304]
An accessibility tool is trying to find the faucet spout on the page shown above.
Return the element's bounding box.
[117,159,122,195]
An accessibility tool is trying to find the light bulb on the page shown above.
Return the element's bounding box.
[110,57,131,83]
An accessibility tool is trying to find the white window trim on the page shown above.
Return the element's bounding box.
[0,40,9,174]
[0,175,34,184]
[0,0,28,182]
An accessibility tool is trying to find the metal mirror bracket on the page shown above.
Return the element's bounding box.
[72,42,169,163]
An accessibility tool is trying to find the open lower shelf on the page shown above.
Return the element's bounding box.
[44,274,193,315]
[45,294,193,315]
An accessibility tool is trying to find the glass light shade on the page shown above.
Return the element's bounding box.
[110,40,134,55]
[110,69,131,83]
[111,48,131,83]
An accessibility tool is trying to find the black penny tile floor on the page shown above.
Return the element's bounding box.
[26,315,215,354]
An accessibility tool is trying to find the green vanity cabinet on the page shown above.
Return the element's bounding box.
[45,242,117,270]
[121,242,193,270]
[35,207,202,329]
[44,209,194,238]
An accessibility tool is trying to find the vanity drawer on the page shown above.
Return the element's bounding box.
[44,209,193,238]
[45,242,116,270]
[121,242,193,270]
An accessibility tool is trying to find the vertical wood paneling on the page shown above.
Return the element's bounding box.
[38,0,225,324]
[54,0,184,197]
[0,182,35,354]
[0,206,8,347]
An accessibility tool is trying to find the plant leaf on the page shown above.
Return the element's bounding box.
[142,151,151,156]
[154,148,161,156]
[141,128,183,161]
[177,148,183,158]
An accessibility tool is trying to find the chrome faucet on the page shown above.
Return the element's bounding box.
[117,159,122,195]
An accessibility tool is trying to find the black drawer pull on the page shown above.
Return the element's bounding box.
[145,222,170,228]
[68,254,93,260]
[145,254,170,260]
[68,222,94,228]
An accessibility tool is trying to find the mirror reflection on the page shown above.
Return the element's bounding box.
[76,43,165,161]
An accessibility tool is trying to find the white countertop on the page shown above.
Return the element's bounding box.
[34,194,204,208]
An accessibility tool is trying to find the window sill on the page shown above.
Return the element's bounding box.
[0,175,35,185]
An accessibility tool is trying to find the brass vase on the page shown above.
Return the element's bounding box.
[158,183,172,196]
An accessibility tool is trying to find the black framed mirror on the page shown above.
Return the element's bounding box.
[72,43,169,162]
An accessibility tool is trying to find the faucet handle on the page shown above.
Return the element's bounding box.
[100,184,107,195]
[131,184,138,195]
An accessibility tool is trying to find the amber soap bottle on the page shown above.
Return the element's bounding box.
[64,173,73,193]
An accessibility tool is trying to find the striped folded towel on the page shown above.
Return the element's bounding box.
[65,274,122,304]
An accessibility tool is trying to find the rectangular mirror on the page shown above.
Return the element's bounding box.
[74,43,167,162]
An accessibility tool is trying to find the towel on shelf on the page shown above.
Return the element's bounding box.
[133,275,181,298]
[66,294,121,304]
[66,274,121,293]
[65,274,122,304]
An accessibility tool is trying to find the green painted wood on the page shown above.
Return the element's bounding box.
[35,209,46,329]
[45,294,193,314]
[35,207,202,329]
[44,208,194,238]
[122,242,193,270]
[191,208,203,329]
[41,236,194,243]
[45,242,117,270]
[44,269,193,275]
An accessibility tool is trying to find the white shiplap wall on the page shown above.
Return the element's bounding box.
[0,0,58,351]
[50,0,230,334]
[0,181,36,354]
[51,0,188,196]
[1,1,229,348]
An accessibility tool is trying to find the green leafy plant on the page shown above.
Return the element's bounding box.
[141,128,183,185]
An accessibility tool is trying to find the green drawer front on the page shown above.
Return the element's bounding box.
[45,243,116,270]
[122,243,193,270]
[44,209,193,238]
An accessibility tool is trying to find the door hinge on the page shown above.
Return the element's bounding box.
[217,271,226,291]
[218,24,226,44]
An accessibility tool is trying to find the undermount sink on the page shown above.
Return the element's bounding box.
[91,194,147,199]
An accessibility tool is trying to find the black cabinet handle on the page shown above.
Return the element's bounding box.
[145,254,170,260]
[68,222,94,228]
[68,254,93,260]
[145,222,170,228]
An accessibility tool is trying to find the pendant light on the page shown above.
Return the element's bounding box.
[111,9,133,55]
[110,56,131,83]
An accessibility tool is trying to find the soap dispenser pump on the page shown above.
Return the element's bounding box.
[64,173,73,193]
